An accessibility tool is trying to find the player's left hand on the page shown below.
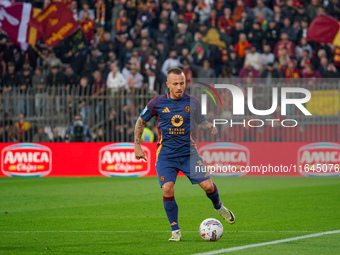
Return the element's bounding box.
[208,123,218,135]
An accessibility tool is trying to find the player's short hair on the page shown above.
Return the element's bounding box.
[167,67,183,80]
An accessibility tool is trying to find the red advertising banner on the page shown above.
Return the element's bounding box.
[0,142,339,177]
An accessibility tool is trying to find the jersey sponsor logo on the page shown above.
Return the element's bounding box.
[1,144,52,177]
[171,115,183,127]
[298,143,340,176]
[141,106,148,115]
[198,143,249,177]
[162,107,170,113]
[99,143,151,177]
[184,106,190,113]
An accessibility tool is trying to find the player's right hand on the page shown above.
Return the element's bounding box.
[135,147,147,161]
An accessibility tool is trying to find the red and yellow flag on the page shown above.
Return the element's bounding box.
[306,14,340,47]
[29,2,78,47]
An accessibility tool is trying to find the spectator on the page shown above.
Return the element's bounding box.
[138,39,153,66]
[239,10,253,34]
[231,21,245,45]
[282,0,299,20]
[295,38,313,61]
[265,20,280,50]
[145,54,162,93]
[234,33,251,59]
[77,77,93,123]
[119,40,134,70]
[95,0,106,27]
[25,120,38,142]
[111,0,125,34]
[92,70,106,122]
[273,5,283,23]
[227,49,243,78]
[14,112,30,142]
[298,49,311,70]
[247,22,265,52]
[116,10,131,33]
[261,45,275,67]
[197,59,215,78]
[260,62,282,79]
[65,115,92,142]
[214,0,230,18]
[244,46,263,73]
[70,0,79,22]
[317,57,329,76]
[3,62,17,114]
[323,62,340,78]
[175,22,193,47]
[233,0,252,21]
[80,11,96,42]
[46,66,64,87]
[218,8,235,35]
[253,0,274,21]
[181,59,193,87]
[327,0,340,20]
[94,128,105,142]
[306,0,320,22]
[32,127,50,143]
[18,66,33,116]
[105,108,118,141]
[136,4,153,28]
[136,29,155,49]
[194,0,211,22]
[184,2,195,23]
[161,49,180,76]
[79,3,95,20]
[107,63,126,95]
[297,17,309,41]
[280,17,298,43]
[125,66,144,89]
[52,128,63,142]
[207,9,218,28]
[64,66,78,92]
[285,59,300,80]
[153,21,172,51]
[302,64,322,80]
[274,32,295,58]
[97,58,110,79]
[239,63,259,79]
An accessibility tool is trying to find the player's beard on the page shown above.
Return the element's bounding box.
[173,90,183,99]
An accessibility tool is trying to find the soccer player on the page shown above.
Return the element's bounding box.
[134,67,235,241]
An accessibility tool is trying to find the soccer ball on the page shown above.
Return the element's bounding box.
[199,218,223,241]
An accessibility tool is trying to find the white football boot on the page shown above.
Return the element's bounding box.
[168,230,182,241]
[215,204,236,224]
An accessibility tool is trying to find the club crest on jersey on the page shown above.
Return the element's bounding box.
[184,106,190,113]
[141,106,148,115]
[171,115,183,127]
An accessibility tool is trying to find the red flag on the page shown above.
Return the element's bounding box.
[29,2,78,47]
[0,1,39,50]
[306,14,340,46]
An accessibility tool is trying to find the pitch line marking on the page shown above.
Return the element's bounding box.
[192,229,340,255]
[0,230,328,234]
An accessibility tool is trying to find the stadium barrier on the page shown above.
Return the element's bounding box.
[0,79,339,142]
[1,142,339,178]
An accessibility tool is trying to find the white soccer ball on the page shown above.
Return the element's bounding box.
[199,218,224,241]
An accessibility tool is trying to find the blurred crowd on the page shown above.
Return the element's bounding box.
[1,0,340,142]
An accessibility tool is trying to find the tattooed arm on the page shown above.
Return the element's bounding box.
[197,120,218,135]
[134,117,148,161]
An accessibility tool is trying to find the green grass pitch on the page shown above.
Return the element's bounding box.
[1,177,340,255]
